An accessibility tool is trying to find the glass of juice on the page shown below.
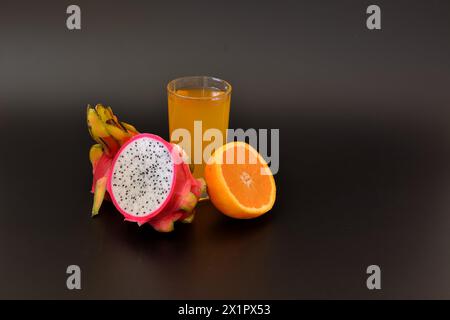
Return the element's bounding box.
[167,76,232,180]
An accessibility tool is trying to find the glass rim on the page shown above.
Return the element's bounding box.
[167,76,232,100]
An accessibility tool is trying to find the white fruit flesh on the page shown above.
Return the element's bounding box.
[110,137,174,217]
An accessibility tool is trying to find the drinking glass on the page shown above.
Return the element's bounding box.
[167,76,232,179]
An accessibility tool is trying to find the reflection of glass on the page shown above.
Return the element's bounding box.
[167,76,232,179]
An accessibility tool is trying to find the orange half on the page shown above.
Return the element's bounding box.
[204,142,276,219]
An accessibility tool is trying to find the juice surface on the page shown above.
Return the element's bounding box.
[168,88,230,178]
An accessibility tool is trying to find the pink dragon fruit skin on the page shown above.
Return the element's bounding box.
[91,154,112,194]
[106,133,204,232]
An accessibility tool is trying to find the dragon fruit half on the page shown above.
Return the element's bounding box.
[87,105,204,232]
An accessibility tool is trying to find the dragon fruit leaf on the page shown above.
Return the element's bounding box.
[87,106,120,156]
[121,122,139,135]
[104,123,131,145]
[181,212,195,224]
[89,144,104,170]
[148,211,184,232]
[92,176,107,216]
[179,192,198,212]
[91,154,113,211]
[192,178,206,198]
[95,104,114,123]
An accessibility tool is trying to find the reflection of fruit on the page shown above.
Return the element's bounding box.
[107,133,205,232]
[204,142,276,219]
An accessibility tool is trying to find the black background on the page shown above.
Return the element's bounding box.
[1,0,450,299]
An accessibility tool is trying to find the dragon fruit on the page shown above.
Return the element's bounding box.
[107,133,205,232]
[87,105,204,232]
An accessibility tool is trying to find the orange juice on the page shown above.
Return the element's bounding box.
[168,87,231,178]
